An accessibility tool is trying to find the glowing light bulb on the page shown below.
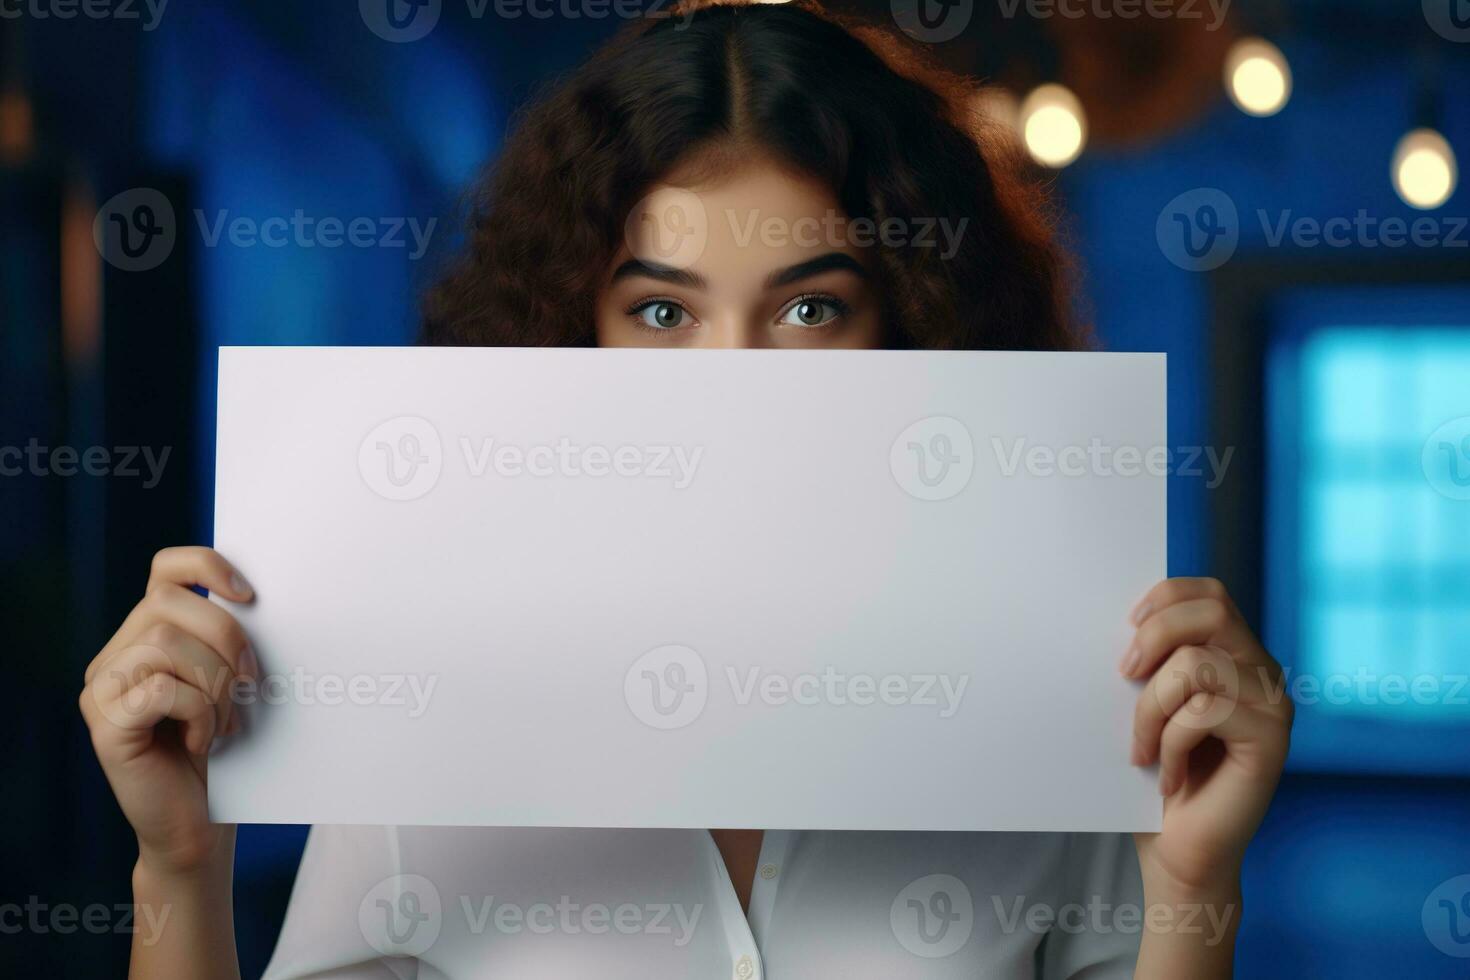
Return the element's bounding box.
[1019,84,1086,168]
[1225,37,1291,117]
[1393,128,1458,210]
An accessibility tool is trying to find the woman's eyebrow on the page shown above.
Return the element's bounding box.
[609,259,707,289]
[765,253,870,288]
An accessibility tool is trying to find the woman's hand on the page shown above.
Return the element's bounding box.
[78,546,258,877]
[1123,576,1294,899]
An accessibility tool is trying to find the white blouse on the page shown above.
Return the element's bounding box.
[261,826,1143,979]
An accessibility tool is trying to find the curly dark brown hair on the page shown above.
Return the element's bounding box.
[421,0,1088,351]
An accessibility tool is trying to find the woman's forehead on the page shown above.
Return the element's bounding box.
[619,161,869,286]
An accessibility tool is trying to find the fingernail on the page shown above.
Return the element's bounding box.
[1119,645,1142,677]
[1158,773,1172,796]
[1130,601,1152,626]
[230,571,253,600]
[240,643,259,680]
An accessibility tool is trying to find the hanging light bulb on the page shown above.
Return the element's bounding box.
[1019,84,1086,168]
[1224,37,1292,117]
[1392,128,1458,210]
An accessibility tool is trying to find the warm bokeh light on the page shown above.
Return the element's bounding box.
[0,88,34,165]
[1392,128,1458,210]
[1019,83,1086,168]
[1225,37,1292,117]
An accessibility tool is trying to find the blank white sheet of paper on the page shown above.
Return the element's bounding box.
[209,346,1165,832]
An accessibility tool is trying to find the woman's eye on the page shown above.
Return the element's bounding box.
[779,298,844,328]
[635,301,689,330]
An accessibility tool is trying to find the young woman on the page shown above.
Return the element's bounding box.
[80,3,1293,977]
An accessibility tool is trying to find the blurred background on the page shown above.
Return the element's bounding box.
[2,0,1469,976]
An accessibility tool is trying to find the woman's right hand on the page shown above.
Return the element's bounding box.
[79,546,258,876]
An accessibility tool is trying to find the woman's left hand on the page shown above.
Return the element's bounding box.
[1123,577,1294,898]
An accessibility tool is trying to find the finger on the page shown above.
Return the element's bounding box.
[84,661,219,756]
[1133,645,1244,765]
[1121,597,1248,679]
[1128,577,1232,626]
[145,585,253,674]
[1156,696,1266,796]
[88,545,254,684]
[89,585,254,685]
[83,634,238,744]
[147,546,253,601]
[153,674,219,756]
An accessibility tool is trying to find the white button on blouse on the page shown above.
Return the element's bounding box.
[262,826,1143,979]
